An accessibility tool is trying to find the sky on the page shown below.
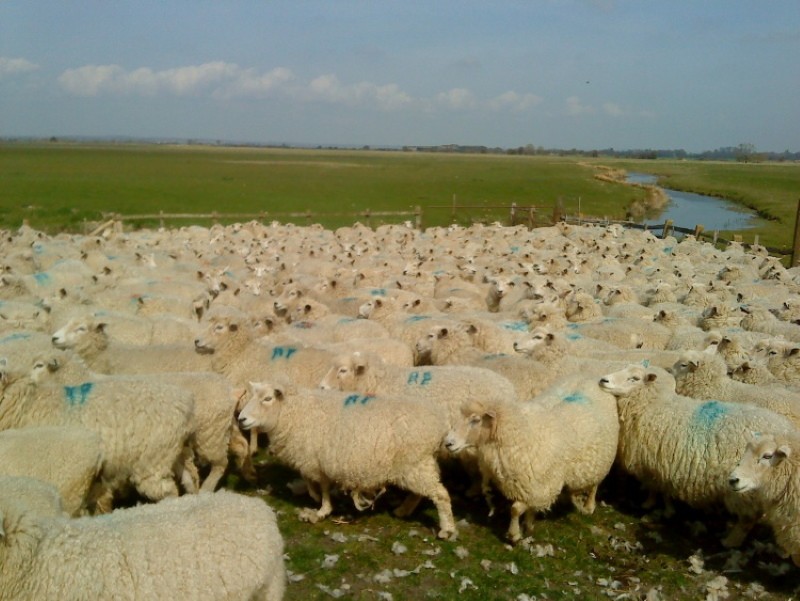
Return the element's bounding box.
[1,1,799,152]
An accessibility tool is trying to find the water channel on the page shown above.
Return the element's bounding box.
[626,172,760,232]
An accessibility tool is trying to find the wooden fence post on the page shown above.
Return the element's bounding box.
[415,206,422,230]
[510,202,517,226]
[694,224,704,239]
[662,219,673,239]
[792,199,800,266]
[528,207,536,229]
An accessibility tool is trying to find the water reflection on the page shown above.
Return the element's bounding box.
[626,172,758,231]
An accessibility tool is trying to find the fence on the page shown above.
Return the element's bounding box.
[97,199,793,264]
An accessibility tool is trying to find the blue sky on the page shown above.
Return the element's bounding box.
[1,1,798,151]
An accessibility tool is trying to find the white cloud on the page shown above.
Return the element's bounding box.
[0,56,39,78]
[603,102,623,117]
[55,60,544,116]
[488,91,543,111]
[436,88,476,110]
[58,61,240,97]
[565,95,596,116]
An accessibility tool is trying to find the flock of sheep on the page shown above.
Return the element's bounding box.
[2,217,800,598]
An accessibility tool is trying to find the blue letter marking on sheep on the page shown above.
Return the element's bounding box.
[562,392,588,404]
[64,382,94,407]
[407,371,433,386]
[271,346,297,360]
[344,394,375,407]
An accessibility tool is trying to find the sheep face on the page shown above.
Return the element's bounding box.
[238,381,284,432]
[729,434,791,494]
[670,352,704,379]
[51,318,94,350]
[512,328,551,356]
[319,353,366,391]
[599,365,652,397]
[444,406,494,454]
[194,316,240,355]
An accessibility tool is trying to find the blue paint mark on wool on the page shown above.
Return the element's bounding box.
[64,382,94,407]
[405,315,429,323]
[566,323,580,330]
[0,332,32,344]
[291,321,314,330]
[271,346,298,360]
[694,401,728,427]
[562,392,588,404]
[510,246,520,253]
[407,371,433,385]
[501,321,529,332]
[338,317,356,324]
[343,394,375,407]
[566,333,583,341]
[663,246,674,254]
[32,272,51,286]
[370,289,387,296]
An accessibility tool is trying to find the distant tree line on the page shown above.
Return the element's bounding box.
[409,142,799,162]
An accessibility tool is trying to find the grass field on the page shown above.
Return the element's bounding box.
[232,453,799,600]
[3,142,799,253]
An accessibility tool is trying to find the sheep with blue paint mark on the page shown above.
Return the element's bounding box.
[0,476,286,601]
[443,372,619,544]
[0,356,196,513]
[318,349,518,435]
[599,363,797,548]
[238,377,457,539]
[670,349,800,429]
[0,426,103,516]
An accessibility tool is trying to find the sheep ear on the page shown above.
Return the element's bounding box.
[437,328,449,339]
[484,410,499,441]
[776,445,791,461]
[645,372,658,383]
[466,324,478,335]
[95,322,108,333]
[229,323,238,332]
[688,359,700,372]
[273,386,284,401]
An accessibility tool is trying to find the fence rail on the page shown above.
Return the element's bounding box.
[98,200,793,262]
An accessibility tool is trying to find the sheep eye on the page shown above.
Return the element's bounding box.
[762,453,773,461]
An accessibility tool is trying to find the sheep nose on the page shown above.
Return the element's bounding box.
[728,477,739,488]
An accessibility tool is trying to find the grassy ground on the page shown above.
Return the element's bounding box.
[2,140,799,250]
[226,454,799,601]
[0,142,645,232]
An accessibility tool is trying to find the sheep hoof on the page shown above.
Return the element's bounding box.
[297,507,323,524]
[437,527,457,540]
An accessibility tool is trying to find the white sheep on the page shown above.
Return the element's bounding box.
[729,431,800,566]
[443,378,619,543]
[0,357,195,512]
[238,378,457,539]
[52,317,213,374]
[0,475,67,518]
[671,350,800,429]
[740,304,800,342]
[0,478,286,600]
[599,364,797,548]
[0,426,103,516]
[318,350,518,430]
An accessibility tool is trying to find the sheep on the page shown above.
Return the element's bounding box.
[51,317,213,375]
[764,342,800,385]
[318,350,518,429]
[238,378,457,539]
[0,357,196,512]
[0,478,287,600]
[729,431,800,566]
[443,378,619,543]
[670,350,800,429]
[0,475,67,518]
[599,364,797,548]
[565,316,672,350]
[0,426,103,516]
[740,304,800,342]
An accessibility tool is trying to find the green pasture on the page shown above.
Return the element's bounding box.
[2,142,799,254]
[0,142,640,231]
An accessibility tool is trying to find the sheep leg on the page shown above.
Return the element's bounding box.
[480,467,497,517]
[137,473,180,502]
[298,476,333,523]
[87,481,115,514]
[394,493,422,518]
[199,460,228,493]
[507,500,529,543]
[229,421,257,483]
[395,459,457,539]
[570,485,598,515]
[721,516,756,549]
